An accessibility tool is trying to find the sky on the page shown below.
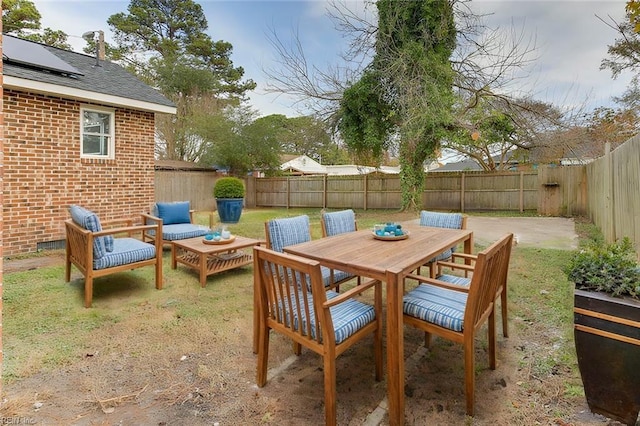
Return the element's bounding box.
[30,0,634,119]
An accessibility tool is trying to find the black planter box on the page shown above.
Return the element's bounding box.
[574,289,640,425]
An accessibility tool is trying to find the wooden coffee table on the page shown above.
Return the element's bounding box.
[171,236,261,287]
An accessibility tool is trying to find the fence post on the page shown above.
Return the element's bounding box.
[287,177,291,209]
[460,173,465,213]
[364,174,368,210]
[519,171,524,213]
[323,175,327,209]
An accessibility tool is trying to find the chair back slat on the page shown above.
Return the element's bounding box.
[255,246,328,345]
[464,234,513,330]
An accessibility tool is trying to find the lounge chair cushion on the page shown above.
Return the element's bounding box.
[160,223,208,241]
[403,284,468,332]
[69,205,114,259]
[156,201,191,225]
[93,237,156,270]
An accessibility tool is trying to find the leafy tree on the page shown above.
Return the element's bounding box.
[108,0,256,161]
[339,0,456,210]
[2,0,71,49]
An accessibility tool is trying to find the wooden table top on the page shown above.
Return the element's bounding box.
[284,223,473,282]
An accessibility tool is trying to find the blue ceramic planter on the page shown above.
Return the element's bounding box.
[216,198,243,223]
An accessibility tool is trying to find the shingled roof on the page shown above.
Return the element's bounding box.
[2,34,175,114]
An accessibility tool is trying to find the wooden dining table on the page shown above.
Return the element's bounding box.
[283,222,473,426]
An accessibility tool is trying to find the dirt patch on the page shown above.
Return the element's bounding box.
[0,218,628,425]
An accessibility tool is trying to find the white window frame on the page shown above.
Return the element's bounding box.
[80,105,115,159]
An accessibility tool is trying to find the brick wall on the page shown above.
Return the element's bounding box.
[2,89,156,255]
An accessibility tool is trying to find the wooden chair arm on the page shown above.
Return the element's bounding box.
[451,253,477,262]
[435,260,475,272]
[323,278,380,308]
[405,273,470,293]
[189,210,215,229]
[101,218,134,228]
[93,223,160,238]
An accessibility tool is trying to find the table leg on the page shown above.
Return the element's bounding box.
[200,253,207,287]
[171,244,177,269]
[386,270,404,426]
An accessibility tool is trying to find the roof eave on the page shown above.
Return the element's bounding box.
[4,75,177,114]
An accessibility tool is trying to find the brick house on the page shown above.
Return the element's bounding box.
[2,35,176,255]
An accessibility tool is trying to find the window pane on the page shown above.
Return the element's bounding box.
[83,111,110,134]
[82,134,109,155]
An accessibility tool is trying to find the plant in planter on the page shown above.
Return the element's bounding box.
[565,237,640,426]
[214,177,245,223]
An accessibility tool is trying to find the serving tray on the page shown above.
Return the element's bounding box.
[372,231,409,241]
[203,235,236,245]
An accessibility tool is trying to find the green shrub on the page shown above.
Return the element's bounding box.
[564,237,640,298]
[213,177,245,198]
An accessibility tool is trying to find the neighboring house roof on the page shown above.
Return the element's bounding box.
[155,160,218,171]
[431,158,483,172]
[280,155,326,175]
[280,155,402,176]
[2,34,176,114]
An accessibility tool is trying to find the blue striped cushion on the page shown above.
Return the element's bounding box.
[147,223,208,241]
[282,290,375,344]
[93,237,156,270]
[266,215,311,253]
[69,205,109,259]
[436,274,471,287]
[323,210,356,236]
[403,284,467,332]
[420,211,464,229]
[321,266,354,288]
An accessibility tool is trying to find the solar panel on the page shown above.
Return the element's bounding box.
[3,35,83,76]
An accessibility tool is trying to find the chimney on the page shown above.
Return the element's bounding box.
[98,30,105,61]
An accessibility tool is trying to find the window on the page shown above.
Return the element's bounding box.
[80,106,114,159]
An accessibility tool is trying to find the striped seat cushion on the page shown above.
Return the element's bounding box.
[322,267,353,287]
[93,238,156,270]
[279,290,375,344]
[147,223,208,241]
[403,284,468,332]
[436,274,471,287]
[323,210,356,236]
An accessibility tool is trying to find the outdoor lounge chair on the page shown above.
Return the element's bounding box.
[143,201,214,246]
[65,205,163,308]
[403,233,513,416]
[253,245,382,426]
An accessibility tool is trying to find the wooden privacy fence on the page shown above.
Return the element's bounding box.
[586,136,640,248]
[246,166,587,215]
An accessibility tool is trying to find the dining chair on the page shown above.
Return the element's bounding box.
[434,238,513,338]
[264,215,354,290]
[320,209,361,286]
[403,233,513,416]
[417,210,467,277]
[253,245,382,426]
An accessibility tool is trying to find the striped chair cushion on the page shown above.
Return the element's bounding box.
[321,267,353,288]
[93,237,156,270]
[69,205,114,259]
[266,215,311,253]
[403,284,468,332]
[147,223,208,241]
[280,290,376,344]
[436,274,471,287]
[323,210,356,236]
